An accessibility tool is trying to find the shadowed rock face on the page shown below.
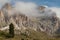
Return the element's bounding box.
[38,16,60,36]
[0,3,60,36]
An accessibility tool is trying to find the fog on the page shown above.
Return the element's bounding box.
[0,0,60,18]
[13,1,56,17]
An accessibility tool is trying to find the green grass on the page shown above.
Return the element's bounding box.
[0,30,60,40]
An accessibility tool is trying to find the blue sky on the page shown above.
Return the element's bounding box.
[11,0,60,7]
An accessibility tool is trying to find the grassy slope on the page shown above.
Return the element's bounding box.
[0,30,60,40]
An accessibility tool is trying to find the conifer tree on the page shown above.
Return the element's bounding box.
[9,23,14,37]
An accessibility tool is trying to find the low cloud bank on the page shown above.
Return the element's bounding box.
[0,0,60,18]
[14,2,39,17]
[14,1,57,17]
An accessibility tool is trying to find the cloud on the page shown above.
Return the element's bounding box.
[0,0,57,18]
[14,2,57,17]
[14,1,41,17]
[0,0,59,19]
[50,7,60,18]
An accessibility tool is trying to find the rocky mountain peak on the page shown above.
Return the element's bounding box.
[2,3,12,10]
[39,6,46,10]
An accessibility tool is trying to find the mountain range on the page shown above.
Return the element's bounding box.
[0,3,60,36]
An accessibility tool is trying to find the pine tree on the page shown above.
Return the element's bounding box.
[9,23,14,37]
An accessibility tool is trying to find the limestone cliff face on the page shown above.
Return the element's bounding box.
[0,3,60,36]
[0,10,6,27]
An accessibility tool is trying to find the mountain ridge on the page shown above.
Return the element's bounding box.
[0,3,60,36]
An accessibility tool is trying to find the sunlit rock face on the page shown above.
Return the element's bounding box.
[0,3,60,36]
[0,10,6,28]
[2,3,12,10]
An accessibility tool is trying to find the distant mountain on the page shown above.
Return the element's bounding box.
[0,3,60,36]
